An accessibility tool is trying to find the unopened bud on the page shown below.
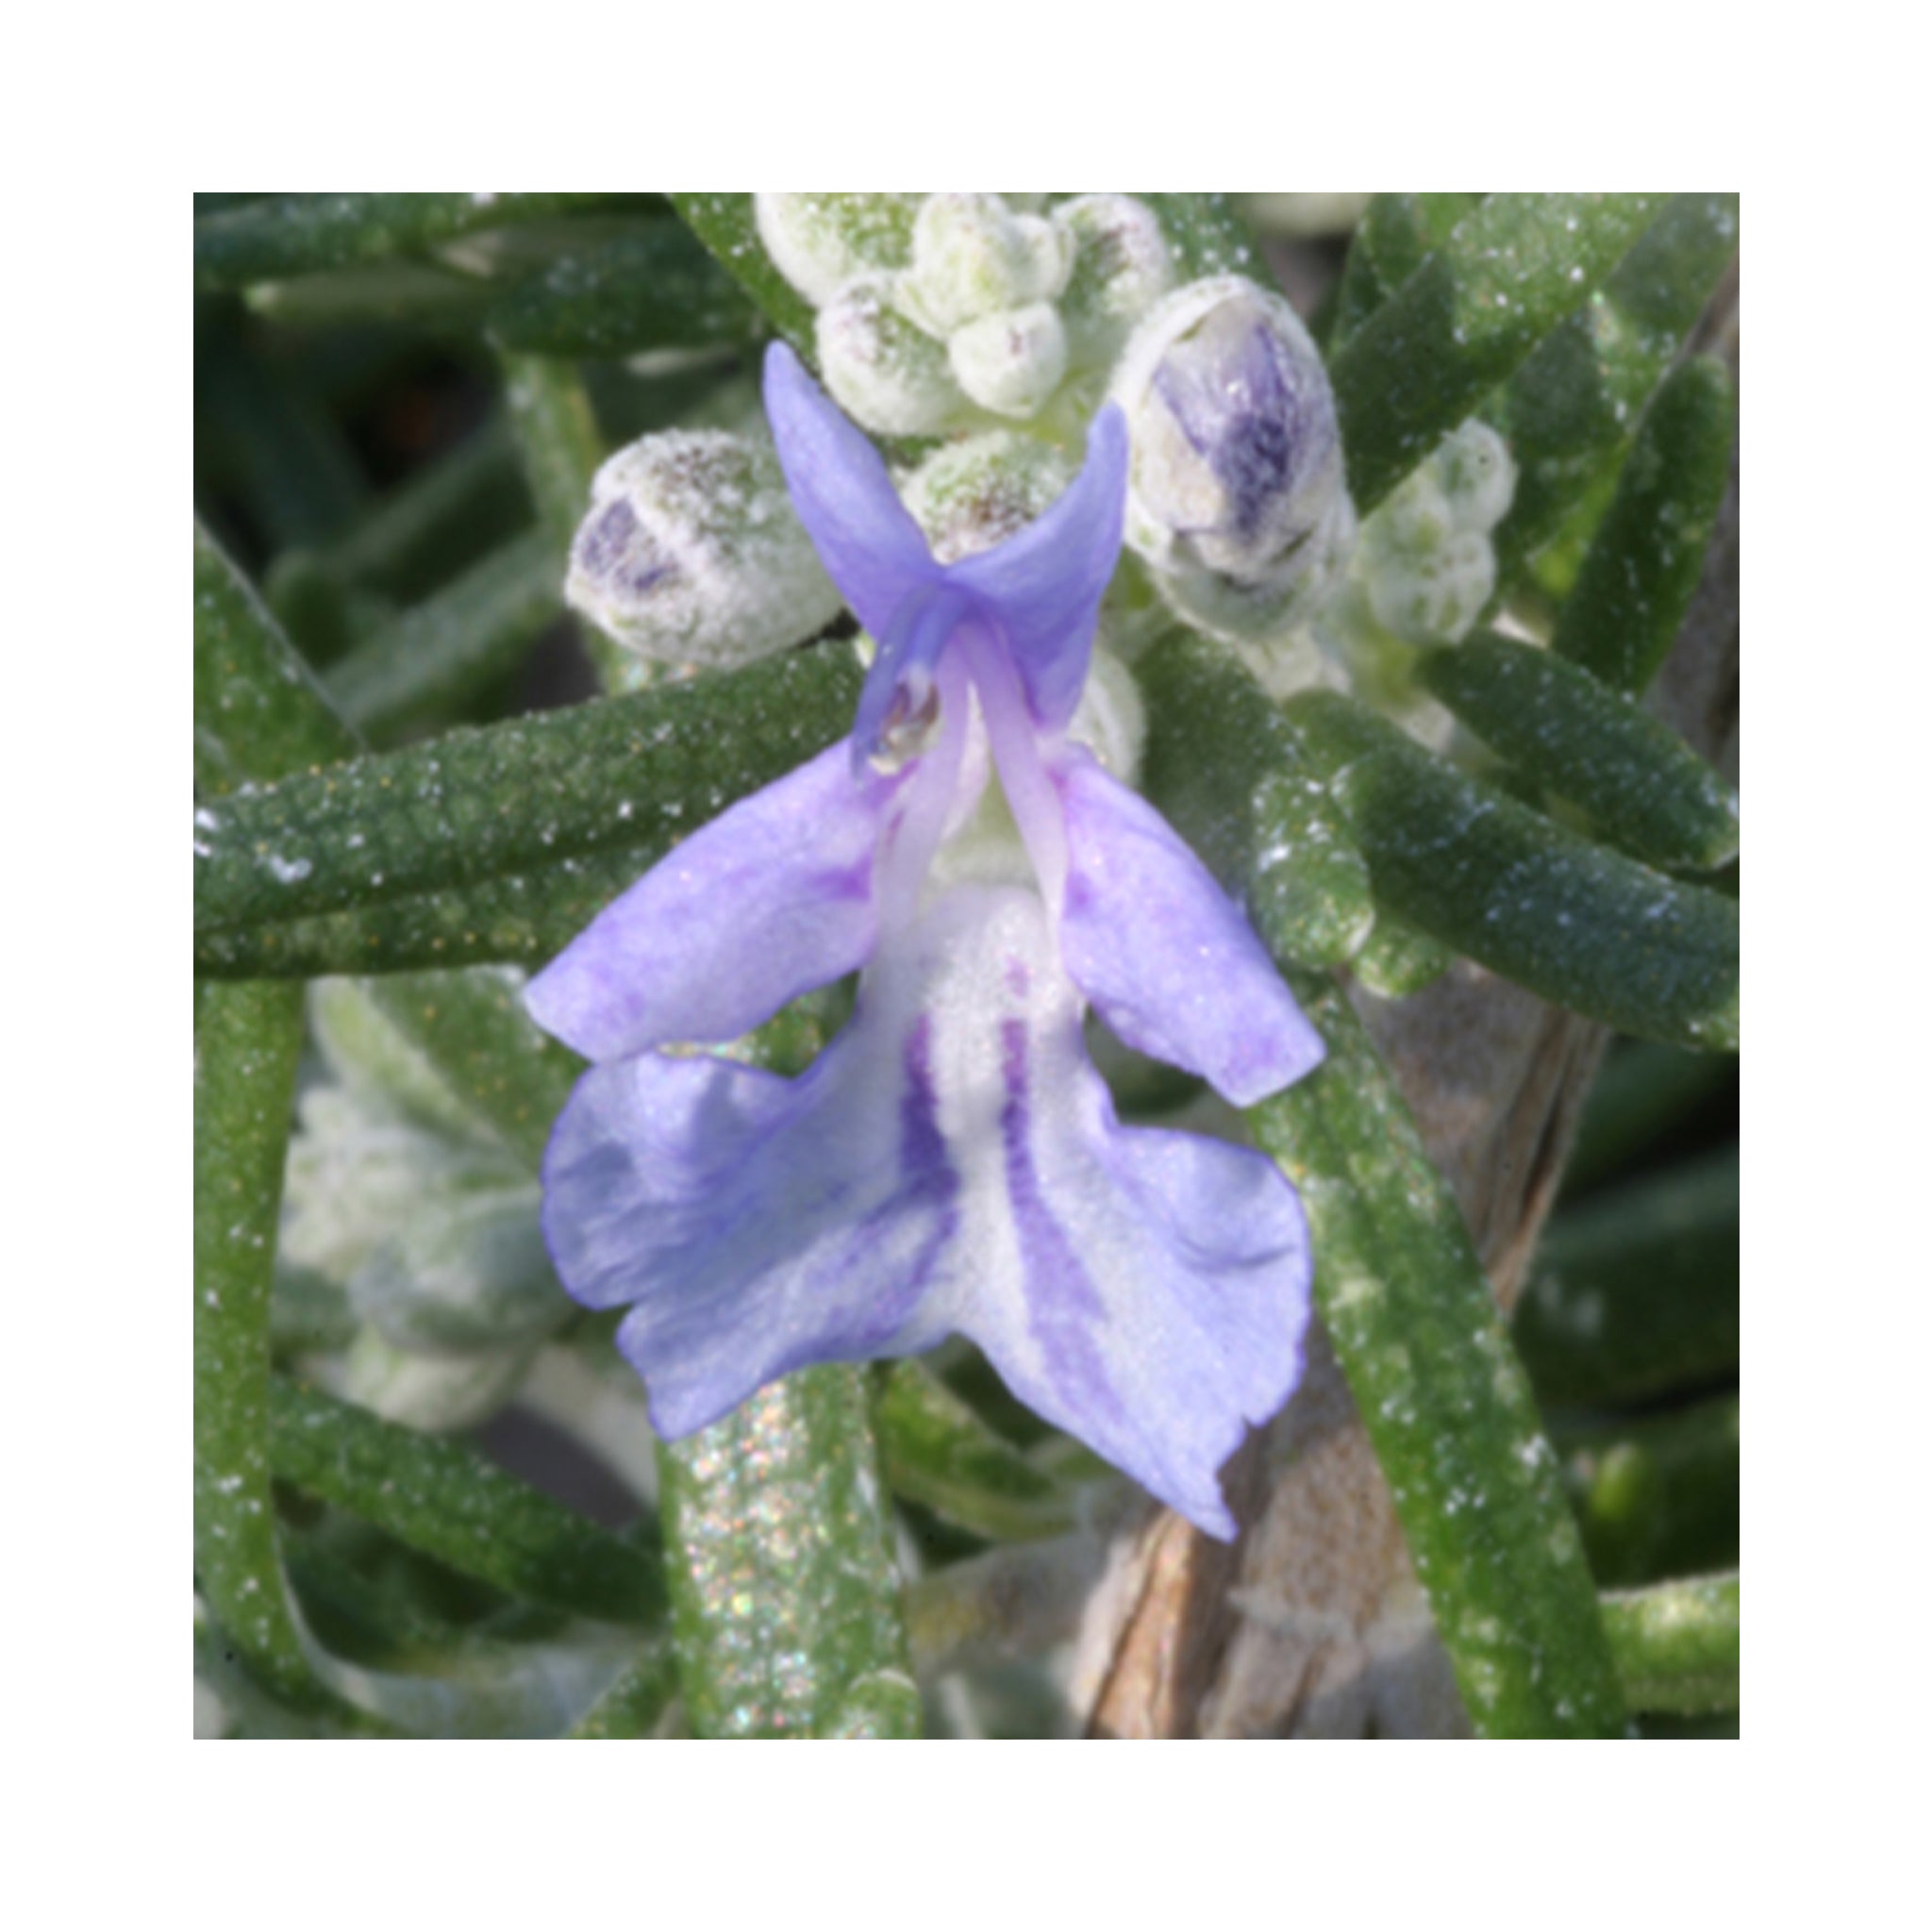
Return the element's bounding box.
[1111,275,1354,641]
[900,193,1072,337]
[1359,420,1515,646]
[567,429,841,668]
[1054,194,1174,369]
[817,274,971,436]
[900,431,1075,564]
[947,301,1068,419]
[755,193,921,307]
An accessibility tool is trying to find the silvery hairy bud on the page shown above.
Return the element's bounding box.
[899,430,1075,563]
[816,274,973,435]
[1054,194,1174,369]
[567,430,841,669]
[1109,275,1354,644]
[754,193,922,305]
[1357,419,1515,646]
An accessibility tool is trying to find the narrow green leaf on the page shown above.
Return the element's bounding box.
[193,645,862,965]
[1420,631,1740,871]
[1552,356,1736,693]
[1136,629,1374,969]
[1139,193,1264,280]
[268,1376,664,1626]
[1563,1040,1733,1196]
[195,979,326,1707]
[195,192,639,289]
[1286,691,1739,1051]
[278,416,531,604]
[1331,194,1664,512]
[357,970,583,1173]
[568,1644,680,1738]
[1328,193,1486,350]
[872,1362,1075,1544]
[1248,976,1626,1737]
[325,529,562,741]
[1493,194,1739,588]
[1557,1394,1740,1588]
[667,193,818,351]
[1602,1573,1738,1715]
[489,222,759,358]
[196,332,368,552]
[196,523,359,790]
[243,259,495,334]
[658,1367,921,1739]
[1350,909,1453,999]
[194,1609,395,1739]
[1516,1149,1738,1408]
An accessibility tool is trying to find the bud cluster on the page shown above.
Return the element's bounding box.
[757,193,1174,436]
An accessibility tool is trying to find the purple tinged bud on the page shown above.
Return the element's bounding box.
[1110,276,1355,643]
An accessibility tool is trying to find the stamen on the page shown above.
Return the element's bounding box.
[867,674,943,774]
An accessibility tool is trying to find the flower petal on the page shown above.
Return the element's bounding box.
[762,341,937,641]
[524,741,897,1062]
[948,406,1128,730]
[539,990,962,1438]
[1052,750,1326,1106]
[908,887,1309,1537]
[538,880,1310,1536]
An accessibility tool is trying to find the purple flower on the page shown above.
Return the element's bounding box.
[525,343,1325,1539]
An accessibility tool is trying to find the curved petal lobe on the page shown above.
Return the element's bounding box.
[1053,750,1325,1106]
[763,342,937,641]
[524,741,898,1061]
[948,406,1128,730]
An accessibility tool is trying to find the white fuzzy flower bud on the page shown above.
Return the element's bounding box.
[1110,275,1354,642]
[1359,420,1516,646]
[755,193,921,307]
[817,274,971,435]
[900,193,1073,337]
[1054,194,1174,369]
[948,301,1069,419]
[899,431,1075,564]
[567,429,841,669]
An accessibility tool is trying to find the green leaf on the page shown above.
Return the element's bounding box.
[1139,193,1264,280]
[1603,1572,1739,1716]
[193,644,863,975]
[268,1376,664,1626]
[1492,194,1739,590]
[1557,1394,1739,1589]
[196,523,359,790]
[1420,630,1740,871]
[489,222,759,358]
[325,530,562,742]
[353,970,583,1173]
[1350,910,1454,999]
[1330,194,1665,513]
[195,979,327,1707]
[195,192,641,289]
[1135,629,1374,969]
[276,417,531,605]
[1248,977,1626,1738]
[658,1369,922,1739]
[1516,1149,1738,1408]
[1285,691,1739,1051]
[1328,193,1486,350]
[568,1643,681,1738]
[1563,1040,1733,1196]
[668,193,818,352]
[872,1361,1076,1544]
[1551,356,1736,693]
